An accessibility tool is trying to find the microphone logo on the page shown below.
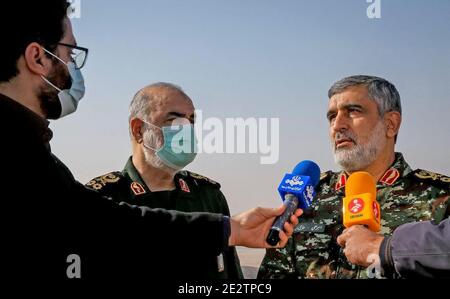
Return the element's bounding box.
[285,176,304,187]
[267,160,320,246]
[343,172,381,232]
[348,198,364,214]
[304,185,314,201]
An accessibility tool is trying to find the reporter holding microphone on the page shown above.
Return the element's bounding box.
[337,218,450,279]
[338,171,450,278]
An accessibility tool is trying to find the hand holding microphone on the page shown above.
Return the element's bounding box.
[338,172,384,267]
[229,205,303,249]
[266,161,321,246]
[337,225,385,267]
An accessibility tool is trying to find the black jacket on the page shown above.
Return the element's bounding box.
[0,93,228,281]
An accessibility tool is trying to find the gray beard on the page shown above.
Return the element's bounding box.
[142,128,178,174]
[332,121,387,172]
[143,147,166,169]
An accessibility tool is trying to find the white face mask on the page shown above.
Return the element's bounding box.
[41,48,86,119]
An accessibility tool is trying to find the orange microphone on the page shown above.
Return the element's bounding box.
[343,172,381,232]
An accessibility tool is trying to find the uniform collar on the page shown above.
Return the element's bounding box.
[174,171,193,194]
[0,93,53,149]
[122,157,193,196]
[123,157,151,196]
[334,152,412,191]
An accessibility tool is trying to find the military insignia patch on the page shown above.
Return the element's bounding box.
[320,172,329,181]
[86,172,121,190]
[131,182,146,195]
[189,172,219,186]
[179,178,190,193]
[380,168,400,185]
[86,180,103,190]
[102,173,120,183]
[335,173,347,191]
[414,170,450,183]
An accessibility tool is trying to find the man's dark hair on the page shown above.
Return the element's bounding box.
[0,1,70,83]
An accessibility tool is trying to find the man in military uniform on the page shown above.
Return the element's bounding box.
[86,82,243,279]
[258,75,449,279]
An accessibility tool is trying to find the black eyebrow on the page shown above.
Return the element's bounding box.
[166,112,195,121]
[342,104,364,111]
[167,112,188,118]
[326,109,336,120]
[327,104,364,120]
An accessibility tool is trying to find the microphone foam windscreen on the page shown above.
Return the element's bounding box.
[345,171,376,198]
[291,160,321,187]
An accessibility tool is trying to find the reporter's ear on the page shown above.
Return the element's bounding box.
[24,42,50,76]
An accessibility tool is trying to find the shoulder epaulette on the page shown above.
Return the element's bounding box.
[320,171,330,181]
[410,169,450,191]
[86,171,123,191]
[180,171,221,188]
[319,170,335,184]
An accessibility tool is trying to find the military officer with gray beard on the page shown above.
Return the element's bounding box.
[258,75,449,279]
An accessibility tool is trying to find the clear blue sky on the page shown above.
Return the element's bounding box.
[52,0,450,213]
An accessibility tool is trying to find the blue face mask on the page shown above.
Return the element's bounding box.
[142,120,198,170]
[41,48,86,119]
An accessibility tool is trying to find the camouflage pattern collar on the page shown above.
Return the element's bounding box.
[334,152,412,191]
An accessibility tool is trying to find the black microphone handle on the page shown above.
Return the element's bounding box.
[266,194,299,246]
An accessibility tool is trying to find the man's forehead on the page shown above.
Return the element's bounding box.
[328,86,371,109]
[63,18,77,45]
[148,89,194,114]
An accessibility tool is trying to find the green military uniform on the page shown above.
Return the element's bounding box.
[258,153,450,279]
[86,157,243,279]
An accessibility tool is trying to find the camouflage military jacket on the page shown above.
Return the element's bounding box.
[258,153,450,279]
[86,157,243,279]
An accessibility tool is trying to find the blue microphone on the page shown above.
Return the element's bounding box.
[266,161,321,246]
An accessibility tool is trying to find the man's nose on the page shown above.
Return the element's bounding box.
[331,112,349,134]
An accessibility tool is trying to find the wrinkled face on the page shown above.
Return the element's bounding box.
[327,85,388,172]
[148,90,195,128]
[38,18,76,119]
[142,89,195,170]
